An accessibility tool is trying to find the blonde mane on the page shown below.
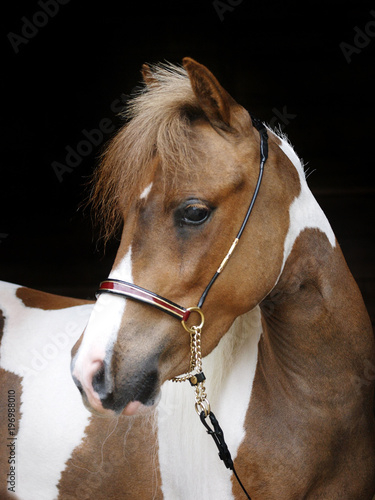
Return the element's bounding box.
[90,63,202,241]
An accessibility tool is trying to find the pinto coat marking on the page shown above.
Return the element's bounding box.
[0,283,93,500]
[1,57,374,499]
[70,58,375,498]
[0,282,261,499]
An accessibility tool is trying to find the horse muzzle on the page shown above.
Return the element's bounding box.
[71,349,161,416]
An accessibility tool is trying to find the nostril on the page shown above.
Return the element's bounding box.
[72,357,115,413]
[92,361,110,399]
[92,364,104,389]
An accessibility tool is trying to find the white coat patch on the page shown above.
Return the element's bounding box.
[278,134,336,269]
[157,307,262,499]
[0,281,93,500]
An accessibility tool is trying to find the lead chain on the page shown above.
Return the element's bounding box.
[171,325,202,382]
[190,325,202,373]
[171,326,210,416]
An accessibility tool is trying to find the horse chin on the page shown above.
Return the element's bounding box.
[121,391,161,416]
[81,391,161,418]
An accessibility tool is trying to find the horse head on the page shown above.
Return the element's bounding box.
[71,58,300,416]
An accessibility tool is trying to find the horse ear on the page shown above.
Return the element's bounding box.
[182,57,239,133]
[142,64,158,87]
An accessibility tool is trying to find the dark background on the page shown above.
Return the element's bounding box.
[1,1,374,325]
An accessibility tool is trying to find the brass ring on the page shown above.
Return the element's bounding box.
[195,399,211,417]
[181,306,205,333]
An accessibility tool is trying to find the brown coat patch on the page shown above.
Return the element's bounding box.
[58,411,162,499]
[16,287,93,310]
[234,229,375,498]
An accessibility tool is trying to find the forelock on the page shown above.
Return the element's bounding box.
[89,63,202,242]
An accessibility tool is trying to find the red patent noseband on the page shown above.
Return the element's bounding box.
[97,279,191,322]
[97,116,268,322]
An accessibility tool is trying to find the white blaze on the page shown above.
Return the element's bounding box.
[73,247,133,370]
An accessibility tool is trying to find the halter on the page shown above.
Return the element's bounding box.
[96,117,268,499]
[97,116,268,323]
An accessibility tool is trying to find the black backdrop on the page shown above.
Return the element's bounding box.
[2,1,374,324]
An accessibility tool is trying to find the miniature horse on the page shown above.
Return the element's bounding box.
[1,58,374,499]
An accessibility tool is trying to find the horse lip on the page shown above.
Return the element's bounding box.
[122,401,143,415]
[121,392,161,416]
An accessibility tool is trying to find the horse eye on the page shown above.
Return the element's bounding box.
[182,203,211,225]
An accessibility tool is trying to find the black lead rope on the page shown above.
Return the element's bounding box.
[200,411,252,500]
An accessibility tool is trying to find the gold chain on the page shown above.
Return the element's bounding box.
[171,324,210,416]
[172,325,202,382]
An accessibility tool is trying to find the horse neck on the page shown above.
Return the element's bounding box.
[203,306,262,404]
[264,137,374,383]
[260,223,374,407]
